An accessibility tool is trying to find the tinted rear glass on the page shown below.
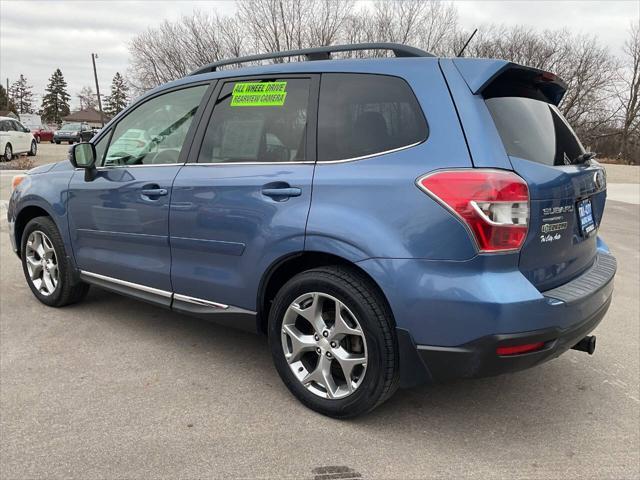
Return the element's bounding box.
[318,74,427,161]
[486,97,584,166]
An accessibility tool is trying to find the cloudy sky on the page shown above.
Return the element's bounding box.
[0,0,637,110]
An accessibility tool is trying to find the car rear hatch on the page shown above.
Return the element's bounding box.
[445,59,607,291]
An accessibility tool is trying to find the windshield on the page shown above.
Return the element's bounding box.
[60,123,81,131]
[485,97,584,166]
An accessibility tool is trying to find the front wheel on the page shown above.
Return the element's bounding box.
[268,266,399,418]
[21,216,89,307]
[27,140,37,156]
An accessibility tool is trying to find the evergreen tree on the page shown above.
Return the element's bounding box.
[41,69,71,125]
[0,84,17,114]
[10,74,34,114]
[104,72,129,117]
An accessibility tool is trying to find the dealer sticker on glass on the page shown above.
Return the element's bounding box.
[231,81,287,107]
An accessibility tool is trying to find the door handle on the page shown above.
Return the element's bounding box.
[261,187,302,198]
[141,188,168,197]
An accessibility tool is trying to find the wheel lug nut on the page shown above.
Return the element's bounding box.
[316,347,321,354]
[314,334,319,341]
[326,352,332,358]
[323,331,329,337]
[330,341,336,348]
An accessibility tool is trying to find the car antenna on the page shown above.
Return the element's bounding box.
[457,28,478,57]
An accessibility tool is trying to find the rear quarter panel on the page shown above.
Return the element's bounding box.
[306,60,477,261]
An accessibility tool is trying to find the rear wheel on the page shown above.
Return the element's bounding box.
[55,140,61,144]
[21,216,89,307]
[269,266,398,418]
[3,143,12,161]
[28,140,37,156]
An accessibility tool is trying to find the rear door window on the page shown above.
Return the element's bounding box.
[198,78,310,163]
[485,97,584,166]
[317,73,428,161]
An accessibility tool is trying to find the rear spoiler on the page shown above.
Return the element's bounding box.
[452,58,567,106]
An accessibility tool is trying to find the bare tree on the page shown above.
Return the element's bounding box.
[305,0,353,46]
[129,11,244,91]
[236,0,309,56]
[77,86,97,110]
[618,21,640,163]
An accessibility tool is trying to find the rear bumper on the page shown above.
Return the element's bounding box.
[54,135,79,142]
[414,294,610,383]
[357,247,616,388]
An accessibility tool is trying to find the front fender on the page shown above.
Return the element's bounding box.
[9,165,75,267]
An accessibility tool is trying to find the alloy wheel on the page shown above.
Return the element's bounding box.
[25,230,59,296]
[4,144,11,161]
[281,292,368,399]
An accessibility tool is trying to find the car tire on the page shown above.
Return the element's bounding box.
[55,140,61,144]
[27,140,37,156]
[69,140,74,145]
[268,265,399,418]
[21,216,90,307]
[3,143,12,161]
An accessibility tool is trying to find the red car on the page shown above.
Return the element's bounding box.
[29,125,55,143]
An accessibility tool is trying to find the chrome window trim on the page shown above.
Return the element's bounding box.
[79,270,172,298]
[173,293,228,309]
[190,141,423,166]
[190,161,315,166]
[317,140,424,164]
[74,163,185,171]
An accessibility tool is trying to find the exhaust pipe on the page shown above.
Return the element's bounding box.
[572,335,596,355]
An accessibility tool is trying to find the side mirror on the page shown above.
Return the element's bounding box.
[70,142,97,181]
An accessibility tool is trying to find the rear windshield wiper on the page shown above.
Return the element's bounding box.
[571,151,597,165]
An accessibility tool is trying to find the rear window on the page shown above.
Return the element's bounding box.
[318,74,427,161]
[486,97,584,166]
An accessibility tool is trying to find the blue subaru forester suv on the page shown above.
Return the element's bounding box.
[8,44,616,418]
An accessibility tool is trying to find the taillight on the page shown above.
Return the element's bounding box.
[417,169,529,253]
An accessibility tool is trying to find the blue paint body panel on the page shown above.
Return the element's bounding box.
[7,54,615,385]
[67,166,182,291]
[170,163,314,310]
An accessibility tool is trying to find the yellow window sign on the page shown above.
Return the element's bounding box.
[231,81,287,107]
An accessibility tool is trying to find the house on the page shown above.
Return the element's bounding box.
[63,108,111,128]
[0,110,19,120]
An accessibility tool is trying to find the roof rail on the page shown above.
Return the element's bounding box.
[188,43,433,76]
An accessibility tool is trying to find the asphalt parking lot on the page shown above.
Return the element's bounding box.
[0,150,638,479]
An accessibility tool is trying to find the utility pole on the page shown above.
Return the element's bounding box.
[91,53,104,127]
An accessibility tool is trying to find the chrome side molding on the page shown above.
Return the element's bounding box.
[79,270,252,315]
[80,270,172,298]
[173,293,228,309]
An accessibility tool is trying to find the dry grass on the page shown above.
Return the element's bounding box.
[0,155,35,171]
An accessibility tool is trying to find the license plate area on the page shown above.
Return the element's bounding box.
[577,198,596,237]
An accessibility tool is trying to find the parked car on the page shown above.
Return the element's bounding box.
[53,122,93,144]
[8,43,616,418]
[30,125,55,143]
[0,116,37,160]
